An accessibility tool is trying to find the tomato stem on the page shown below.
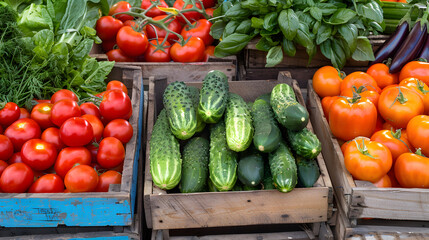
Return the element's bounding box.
[355,138,376,159]
[0,102,6,110]
[389,87,408,108]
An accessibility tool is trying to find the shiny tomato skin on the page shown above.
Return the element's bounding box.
[96,16,124,41]
[87,143,99,163]
[181,19,214,46]
[373,174,392,188]
[144,39,171,62]
[103,119,133,144]
[146,15,182,44]
[106,49,136,62]
[0,163,34,193]
[54,147,92,179]
[173,0,202,23]
[28,174,64,193]
[366,63,399,89]
[116,26,149,57]
[202,0,216,8]
[340,87,380,107]
[95,170,122,192]
[171,37,205,62]
[341,72,380,93]
[97,137,125,169]
[141,0,168,17]
[406,115,429,156]
[370,129,412,162]
[64,165,99,193]
[51,89,79,103]
[99,90,132,121]
[399,61,429,86]
[204,45,215,61]
[81,114,104,142]
[51,99,81,127]
[102,40,116,52]
[0,160,8,176]
[0,134,13,161]
[107,80,128,95]
[31,103,54,129]
[0,102,20,127]
[395,152,429,188]
[8,152,23,164]
[80,102,101,119]
[399,78,429,114]
[41,127,65,151]
[312,66,342,98]
[4,118,41,152]
[21,139,57,171]
[109,1,133,22]
[19,108,30,119]
[60,117,94,147]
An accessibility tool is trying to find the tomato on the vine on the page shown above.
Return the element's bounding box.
[108,1,134,22]
[4,118,41,152]
[97,137,125,169]
[181,19,214,46]
[60,117,94,147]
[146,15,182,44]
[95,170,122,192]
[366,63,399,89]
[31,103,54,129]
[202,0,216,8]
[0,135,13,161]
[96,16,124,41]
[54,147,92,179]
[173,0,202,24]
[141,0,168,17]
[171,37,205,62]
[99,90,132,121]
[395,150,429,188]
[406,115,429,157]
[64,165,99,193]
[106,49,136,62]
[41,127,65,151]
[340,86,380,107]
[144,38,171,62]
[0,163,34,193]
[21,139,57,171]
[81,114,104,142]
[103,119,133,144]
[80,102,101,119]
[51,99,81,127]
[205,8,214,18]
[0,102,20,127]
[312,66,342,98]
[116,26,149,57]
[28,173,64,193]
[107,80,128,95]
[51,89,78,104]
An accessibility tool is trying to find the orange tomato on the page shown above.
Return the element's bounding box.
[321,96,340,120]
[387,169,401,187]
[399,78,429,114]
[399,61,429,86]
[329,96,377,141]
[340,86,380,107]
[366,63,399,89]
[406,115,429,156]
[395,150,429,188]
[373,175,392,188]
[341,71,380,93]
[378,86,424,129]
[344,138,392,183]
[341,136,369,154]
[374,115,384,133]
[312,66,343,98]
[370,129,413,162]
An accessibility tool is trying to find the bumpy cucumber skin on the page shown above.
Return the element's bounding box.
[225,93,254,152]
[209,121,238,191]
[208,178,220,192]
[150,109,182,190]
[198,70,229,124]
[255,92,271,105]
[252,99,282,153]
[180,137,209,193]
[262,160,275,190]
[188,86,206,133]
[163,81,197,140]
[268,141,297,193]
[270,84,309,131]
[297,156,320,188]
[287,128,321,159]
[238,154,264,187]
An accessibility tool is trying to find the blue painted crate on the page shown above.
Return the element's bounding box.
[0,231,139,240]
[0,65,144,228]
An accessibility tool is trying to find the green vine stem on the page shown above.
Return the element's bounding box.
[355,138,376,159]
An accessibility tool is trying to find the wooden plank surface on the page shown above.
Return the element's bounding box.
[0,231,139,240]
[168,231,314,240]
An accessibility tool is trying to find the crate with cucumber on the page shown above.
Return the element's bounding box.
[144,71,333,232]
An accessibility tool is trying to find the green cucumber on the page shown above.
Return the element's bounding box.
[243,185,261,191]
[270,83,309,131]
[297,156,320,188]
[286,128,321,159]
[238,153,264,187]
[262,160,275,190]
[251,99,282,153]
[232,181,243,191]
[163,81,197,140]
[198,70,229,123]
[149,109,181,190]
[208,178,220,192]
[180,137,209,193]
[188,86,206,133]
[225,93,254,152]
[255,92,271,104]
[209,121,238,191]
[268,141,297,193]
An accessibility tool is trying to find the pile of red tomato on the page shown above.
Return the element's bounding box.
[313,61,429,189]
[0,81,133,193]
[96,0,216,63]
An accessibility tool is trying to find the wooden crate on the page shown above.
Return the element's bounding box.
[90,44,237,85]
[0,65,143,228]
[144,71,333,234]
[306,80,429,223]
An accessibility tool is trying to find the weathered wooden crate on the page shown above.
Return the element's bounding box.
[0,65,143,228]
[90,44,237,85]
[144,71,334,237]
[307,80,429,223]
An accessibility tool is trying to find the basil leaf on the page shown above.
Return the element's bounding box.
[236,19,253,34]
[251,17,264,29]
[260,28,280,37]
[213,4,223,17]
[295,24,314,49]
[282,38,296,57]
[265,46,283,67]
[214,33,254,58]
[222,21,240,39]
[310,7,322,21]
[221,1,234,16]
[338,24,358,53]
[352,36,375,61]
[326,9,356,25]
[256,36,279,51]
[356,2,383,23]
[313,21,321,34]
[315,3,337,15]
[321,39,346,69]
[316,24,331,45]
[278,9,300,41]
[210,20,227,39]
[225,3,252,19]
[263,12,278,31]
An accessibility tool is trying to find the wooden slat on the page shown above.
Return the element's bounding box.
[0,231,139,240]
[169,231,314,240]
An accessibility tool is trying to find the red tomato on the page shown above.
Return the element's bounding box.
[123,20,138,28]
[0,125,3,134]
[28,174,64,193]
[171,37,205,62]
[4,118,41,152]
[181,19,214,46]
[64,165,99,193]
[406,115,429,156]
[205,8,214,18]
[51,99,81,127]
[99,90,132,121]
[60,117,94,147]
[96,16,124,41]
[373,174,392,188]
[106,49,136,62]
[0,160,8,176]
[102,40,116,52]
[107,80,128,95]
[202,0,216,8]
[141,0,168,17]
[395,151,429,188]
[97,137,125,169]
[54,147,92,179]
[341,72,380,93]
[19,108,30,119]
[80,102,101,119]
[0,163,34,193]
[86,143,99,163]
[109,1,133,22]
[103,119,133,144]
[0,135,13,161]
[146,15,182,44]
[81,115,104,142]
[8,152,23,164]
[21,139,57,171]
[41,127,65,151]
[95,170,122,192]
[0,102,20,127]
[31,103,54,129]
[144,39,171,62]
[173,0,202,24]
[116,26,149,57]
[51,89,78,103]
[370,129,413,162]
[204,45,215,61]
[366,63,399,89]
[399,61,429,86]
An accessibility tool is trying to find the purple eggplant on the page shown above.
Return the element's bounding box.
[390,21,428,73]
[371,21,409,65]
[417,31,429,60]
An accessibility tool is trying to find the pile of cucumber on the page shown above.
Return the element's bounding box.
[149,70,322,193]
